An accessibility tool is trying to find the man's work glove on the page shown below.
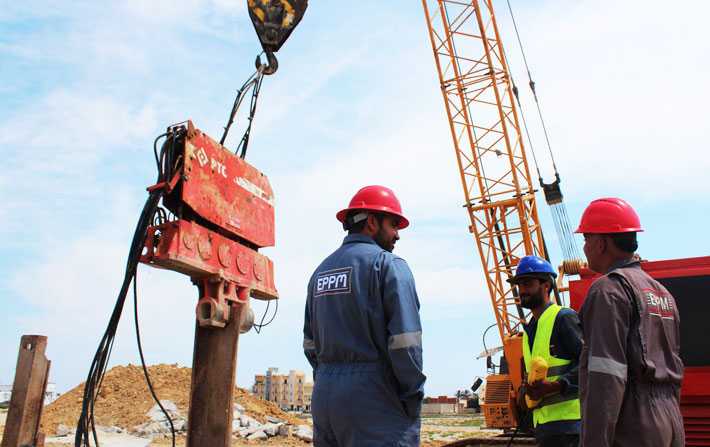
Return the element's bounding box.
[526,379,562,401]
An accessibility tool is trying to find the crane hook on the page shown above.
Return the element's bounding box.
[256,51,278,75]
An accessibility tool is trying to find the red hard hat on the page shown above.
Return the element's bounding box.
[336,185,410,229]
[575,197,643,234]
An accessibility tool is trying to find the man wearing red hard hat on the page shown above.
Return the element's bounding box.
[575,198,684,447]
[303,185,425,446]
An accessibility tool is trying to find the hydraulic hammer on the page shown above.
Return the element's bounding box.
[140,121,278,446]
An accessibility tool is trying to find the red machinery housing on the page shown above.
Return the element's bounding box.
[141,121,277,328]
[569,256,710,446]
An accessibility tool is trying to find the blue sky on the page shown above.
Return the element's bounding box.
[1,0,709,397]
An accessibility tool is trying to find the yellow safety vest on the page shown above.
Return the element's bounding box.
[522,304,581,427]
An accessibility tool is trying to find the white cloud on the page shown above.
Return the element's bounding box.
[2,90,156,160]
[498,0,710,201]
[0,91,158,244]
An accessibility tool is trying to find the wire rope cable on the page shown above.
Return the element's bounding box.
[220,58,267,159]
[504,0,584,262]
[504,0,559,173]
[220,70,259,146]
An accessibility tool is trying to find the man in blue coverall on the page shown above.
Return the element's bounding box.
[511,255,582,447]
[303,185,426,446]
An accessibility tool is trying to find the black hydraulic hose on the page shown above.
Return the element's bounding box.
[75,131,180,446]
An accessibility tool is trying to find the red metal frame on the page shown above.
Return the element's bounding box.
[181,126,275,248]
[569,256,710,445]
[142,219,277,300]
[140,121,277,328]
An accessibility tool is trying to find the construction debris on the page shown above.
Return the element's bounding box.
[40,364,308,443]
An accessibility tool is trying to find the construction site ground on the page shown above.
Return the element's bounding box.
[0,395,526,447]
[420,414,520,446]
[40,364,304,433]
[1,365,521,447]
[37,416,513,447]
[30,364,311,446]
[42,435,311,446]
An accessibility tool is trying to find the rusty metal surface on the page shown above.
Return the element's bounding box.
[141,219,277,301]
[1,335,50,447]
[186,302,244,447]
[182,123,275,249]
[140,120,279,330]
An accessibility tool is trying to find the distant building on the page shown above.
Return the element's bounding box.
[0,383,60,405]
[252,368,312,412]
[422,395,465,415]
[303,380,313,411]
[0,385,11,403]
[253,374,266,400]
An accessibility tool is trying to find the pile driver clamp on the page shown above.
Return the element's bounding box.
[141,121,278,329]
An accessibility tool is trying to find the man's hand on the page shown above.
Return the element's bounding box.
[516,384,528,409]
[526,380,562,401]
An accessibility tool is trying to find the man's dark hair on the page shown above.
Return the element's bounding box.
[542,277,554,295]
[535,275,555,295]
[346,211,384,234]
[607,232,638,253]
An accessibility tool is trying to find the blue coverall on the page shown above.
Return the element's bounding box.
[303,234,426,446]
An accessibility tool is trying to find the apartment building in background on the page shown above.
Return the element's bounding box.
[252,367,312,412]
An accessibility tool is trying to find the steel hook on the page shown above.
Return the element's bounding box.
[256,51,278,75]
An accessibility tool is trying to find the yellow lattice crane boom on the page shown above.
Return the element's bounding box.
[421,0,549,428]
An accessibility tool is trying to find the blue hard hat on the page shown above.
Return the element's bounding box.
[508,255,557,284]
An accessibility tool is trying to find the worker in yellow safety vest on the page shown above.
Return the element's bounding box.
[509,255,582,447]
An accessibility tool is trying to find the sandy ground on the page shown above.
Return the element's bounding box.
[0,409,6,440]
[42,364,303,436]
[420,414,512,446]
[11,409,527,447]
[46,432,151,446]
[149,436,310,446]
[44,434,311,446]
[45,433,312,447]
[3,407,150,447]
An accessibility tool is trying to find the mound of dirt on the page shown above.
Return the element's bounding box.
[41,364,304,435]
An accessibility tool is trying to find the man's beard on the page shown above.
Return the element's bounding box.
[520,290,544,309]
[374,228,395,252]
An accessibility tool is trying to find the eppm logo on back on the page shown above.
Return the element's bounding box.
[644,288,675,320]
[314,267,352,297]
